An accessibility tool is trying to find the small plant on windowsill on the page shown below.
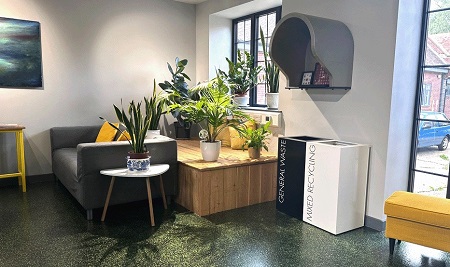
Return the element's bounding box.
[218,50,261,107]
[242,120,272,159]
[260,27,280,109]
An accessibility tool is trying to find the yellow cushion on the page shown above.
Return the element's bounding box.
[117,130,131,141]
[95,122,119,142]
[384,191,450,229]
[216,126,231,147]
[229,120,255,150]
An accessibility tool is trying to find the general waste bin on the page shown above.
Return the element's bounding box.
[302,140,370,235]
[276,136,328,219]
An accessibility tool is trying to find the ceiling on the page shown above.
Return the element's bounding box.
[174,0,208,4]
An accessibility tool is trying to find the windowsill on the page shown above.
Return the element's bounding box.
[240,106,282,113]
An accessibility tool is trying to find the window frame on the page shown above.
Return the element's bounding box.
[409,0,450,198]
[232,6,282,107]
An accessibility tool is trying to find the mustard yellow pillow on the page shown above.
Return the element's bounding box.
[229,121,255,150]
[216,126,231,147]
[96,122,119,142]
[116,130,131,141]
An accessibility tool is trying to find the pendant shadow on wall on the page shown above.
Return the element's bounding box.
[304,88,348,102]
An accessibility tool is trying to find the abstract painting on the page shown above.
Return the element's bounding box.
[0,17,42,88]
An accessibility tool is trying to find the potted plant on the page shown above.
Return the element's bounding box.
[218,51,261,107]
[159,57,193,139]
[173,73,250,161]
[242,120,272,159]
[145,79,167,136]
[100,100,151,172]
[260,27,280,109]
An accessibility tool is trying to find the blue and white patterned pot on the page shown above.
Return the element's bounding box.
[127,152,150,172]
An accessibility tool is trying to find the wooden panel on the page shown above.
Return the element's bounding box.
[249,165,262,205]
[176,165,187,208]
[261,163,277,202]
[236,166,250,208]
[199,171,211,216]
[207,170,224,214]
[223,167,238,211]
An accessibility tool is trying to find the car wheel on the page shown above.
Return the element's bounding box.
[438,136,449,151]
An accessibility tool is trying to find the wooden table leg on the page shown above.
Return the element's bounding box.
[159,175,167,209]
[146,177,155,226]
[16,130,26,192]
[101,176,116,221]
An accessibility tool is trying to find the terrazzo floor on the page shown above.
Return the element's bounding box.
[1,181,449,267]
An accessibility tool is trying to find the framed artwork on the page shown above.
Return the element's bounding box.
[313,62,330,86]
[301,71,314,86]
[0,17,42,88]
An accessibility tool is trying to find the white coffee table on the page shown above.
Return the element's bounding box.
[100,164,170,226]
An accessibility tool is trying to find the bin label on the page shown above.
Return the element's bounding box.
[278,139,287,203]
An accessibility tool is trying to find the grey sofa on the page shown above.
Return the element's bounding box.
[50,125,178,220]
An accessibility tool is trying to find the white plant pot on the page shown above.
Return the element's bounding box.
[266,93,279,109]
[146,129,160,138]
[200,140,221,161]
[234,96,249,107]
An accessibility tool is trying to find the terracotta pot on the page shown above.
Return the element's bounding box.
[200,140,221,161]
[248,147,261,159]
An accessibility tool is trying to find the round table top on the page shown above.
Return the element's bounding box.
[100,164,169,178]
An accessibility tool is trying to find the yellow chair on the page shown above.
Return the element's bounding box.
[384,191,450,254]
[0,125,26,192]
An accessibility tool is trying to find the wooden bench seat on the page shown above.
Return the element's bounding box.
[176,140,277,216]
[384,191,450,254]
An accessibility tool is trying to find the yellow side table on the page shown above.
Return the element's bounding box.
[0,124,26,192]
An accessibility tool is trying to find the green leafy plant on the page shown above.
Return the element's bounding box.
[173,73,250,143]
[242,120,272,151]
[218,51,262,96]
[260,27,280,94]
[158,57,193,128]
[144,79,167,130]
[100,100,150,153]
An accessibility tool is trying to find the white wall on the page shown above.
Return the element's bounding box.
[0,0,196,176]
[196,0,422,224]
[279,0,412,223]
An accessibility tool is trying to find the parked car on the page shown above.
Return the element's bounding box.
[418,111,450,150]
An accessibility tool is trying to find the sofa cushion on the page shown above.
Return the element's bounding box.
[384,191,450,229]
[229,120,255,150]
[96,122,118,142]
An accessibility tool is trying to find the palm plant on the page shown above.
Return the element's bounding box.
[173,73,250,143]
[260,27,280,93]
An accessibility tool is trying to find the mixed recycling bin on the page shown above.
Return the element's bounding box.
[276,136,328,220]
[301,140,370,234]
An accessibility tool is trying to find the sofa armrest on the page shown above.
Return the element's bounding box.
[51,126,101,152]
[77,136,178,179]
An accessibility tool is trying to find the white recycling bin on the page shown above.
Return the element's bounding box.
[302,140,370,235]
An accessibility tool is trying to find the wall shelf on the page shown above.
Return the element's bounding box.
[270,13,354,89]
[286,86,350,90]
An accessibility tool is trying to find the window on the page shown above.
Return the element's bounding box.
[232,7,281,107]
[421,84,431,106]
[410,0,450,199]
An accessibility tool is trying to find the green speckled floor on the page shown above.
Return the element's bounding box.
[1,182,449,267]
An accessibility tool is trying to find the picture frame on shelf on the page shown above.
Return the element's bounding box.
[301,71,314,86]
[313,62,330,86]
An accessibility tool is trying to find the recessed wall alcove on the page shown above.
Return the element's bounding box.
[270,12,354,89]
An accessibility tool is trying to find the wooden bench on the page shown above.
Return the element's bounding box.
[384,191,450,254]
[176,140,277,216]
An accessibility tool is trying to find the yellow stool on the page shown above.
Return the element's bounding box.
[0,124,26,192]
